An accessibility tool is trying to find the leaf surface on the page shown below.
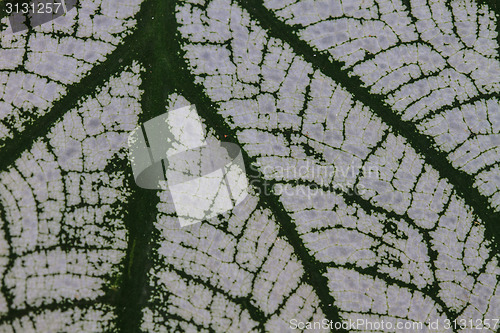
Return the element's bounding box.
[0,0,498,332]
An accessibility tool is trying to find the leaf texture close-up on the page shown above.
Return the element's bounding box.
[0,0,498,332]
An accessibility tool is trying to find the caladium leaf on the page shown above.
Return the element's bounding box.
[257,0,500,212]
[0,62,143,331]
[0,0,498,332]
